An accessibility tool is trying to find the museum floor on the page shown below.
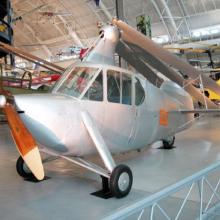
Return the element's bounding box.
[1,115,220,219]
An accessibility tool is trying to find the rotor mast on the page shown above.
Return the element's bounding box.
[84,25,120,66]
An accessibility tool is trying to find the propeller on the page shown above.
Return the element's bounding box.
[0,95,44,180]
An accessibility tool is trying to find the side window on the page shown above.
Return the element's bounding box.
[107,70,121,103]
[84,71,103,101]
[122,73,132,105]
[135,77,145,105]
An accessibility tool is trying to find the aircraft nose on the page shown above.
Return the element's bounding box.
[14,94,31,112]
[14,94,81,122]
[14,94,82,152]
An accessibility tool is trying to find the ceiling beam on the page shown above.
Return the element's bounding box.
[23,23,52,57]
[56,14,84,47]
[27,1,70,45]
[116,0,125,21]
[13,1,53,58]
[56,0,84,47]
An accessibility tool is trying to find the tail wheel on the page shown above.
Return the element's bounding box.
[110,164,133,198]
[162,136,175,149]
[16,156,34,179]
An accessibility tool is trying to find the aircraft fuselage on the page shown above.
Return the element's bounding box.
[14,63,194,156]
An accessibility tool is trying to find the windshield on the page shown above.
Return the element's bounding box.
[56,66,99,98]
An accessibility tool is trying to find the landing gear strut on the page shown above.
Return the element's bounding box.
[81,111,133,198]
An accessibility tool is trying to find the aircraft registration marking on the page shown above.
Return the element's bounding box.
[159,109,168,126]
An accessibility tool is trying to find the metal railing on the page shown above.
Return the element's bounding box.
[103,160,220,220]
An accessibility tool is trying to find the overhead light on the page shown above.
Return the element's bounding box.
[192,25,220,38]
[152,35,169,44]
[210,29,219,34]
[192,31,200,37]
[200,30,210,36]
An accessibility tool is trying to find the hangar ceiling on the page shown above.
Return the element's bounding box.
[11,0,220,59]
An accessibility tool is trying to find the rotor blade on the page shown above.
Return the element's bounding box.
[112,19,220,96]
[116,40,163,86]
[3,103,44,180]
[119,40,184,85]
[164,47,207,54]
[184,84,218,109]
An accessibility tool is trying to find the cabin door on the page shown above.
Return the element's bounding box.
[103,69,136,151]
[132,77,156,146]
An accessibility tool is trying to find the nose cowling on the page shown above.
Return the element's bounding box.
[14,93,80,153]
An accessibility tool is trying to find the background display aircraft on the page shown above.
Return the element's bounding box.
[1,21,220,198]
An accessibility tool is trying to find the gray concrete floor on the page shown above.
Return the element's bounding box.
[1,116,220,219]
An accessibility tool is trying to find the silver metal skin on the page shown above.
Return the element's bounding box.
[14,62,194,156]
[11,25,195,182]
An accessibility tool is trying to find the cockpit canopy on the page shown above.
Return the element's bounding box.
[53,65,145,106]
[55,66,102,100]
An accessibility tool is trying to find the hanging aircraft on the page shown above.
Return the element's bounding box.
[164,44,220,72]
[1,20,220,199]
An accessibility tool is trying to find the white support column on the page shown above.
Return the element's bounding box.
[99,0,113,21]
[150,0,172,42]
[175,0,192,38]
[116,0,125,21]
[159,0,179,40]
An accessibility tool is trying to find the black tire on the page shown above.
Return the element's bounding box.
[162,136,175,149]
[194,113,200,118]
[16,156,34,179]
[110,164,133,198]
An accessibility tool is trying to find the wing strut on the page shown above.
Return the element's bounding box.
[81,111,116,173]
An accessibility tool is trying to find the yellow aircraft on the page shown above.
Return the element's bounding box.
[205,79,220,102]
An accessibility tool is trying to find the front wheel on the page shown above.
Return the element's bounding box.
[110,164,133,198]
[16,156,34,179]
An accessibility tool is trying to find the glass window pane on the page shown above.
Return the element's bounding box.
[135,77,145,105]
[122,74,132,105]
[107,70,120,103]
[84,72,103,101]
[57,67,98,98]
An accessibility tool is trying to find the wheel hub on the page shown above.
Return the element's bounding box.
[118,172,129,191]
